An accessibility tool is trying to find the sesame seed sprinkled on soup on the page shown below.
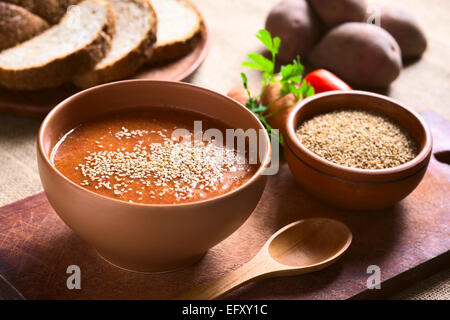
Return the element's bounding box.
[52,108,259,204]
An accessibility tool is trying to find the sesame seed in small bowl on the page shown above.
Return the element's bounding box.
[38,80,271,272]
[284,90,432,211]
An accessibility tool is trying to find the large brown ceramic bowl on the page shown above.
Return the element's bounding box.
[284,90,432,211]
[37,80,271,273]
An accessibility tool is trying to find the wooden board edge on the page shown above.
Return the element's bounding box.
[0,274,25,300]
[350,250,450,300]
[0,192,45,213]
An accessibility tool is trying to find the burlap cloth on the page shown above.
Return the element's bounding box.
[0,0,448,299]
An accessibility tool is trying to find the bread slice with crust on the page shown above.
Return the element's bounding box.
[74,0,157,88]
[0,0,115,90]
[0,2,49,50]
[3,0,83,24]
[148,0,203,64]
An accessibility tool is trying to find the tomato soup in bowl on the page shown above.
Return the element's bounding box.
[38,80,271,272]
[52,107,258,205]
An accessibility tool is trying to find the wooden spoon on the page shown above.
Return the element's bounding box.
[178,218,352,300]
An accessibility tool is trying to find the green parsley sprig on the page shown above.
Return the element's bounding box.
[240,29,315,145]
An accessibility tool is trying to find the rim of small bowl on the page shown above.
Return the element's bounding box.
[285,90,432,179]
[38,80,271,208]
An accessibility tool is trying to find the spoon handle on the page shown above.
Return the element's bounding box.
[178,255,272,300]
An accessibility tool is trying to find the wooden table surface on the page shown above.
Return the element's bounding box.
[0,0,449,299]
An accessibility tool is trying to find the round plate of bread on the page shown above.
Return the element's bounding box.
[0,0,209,117]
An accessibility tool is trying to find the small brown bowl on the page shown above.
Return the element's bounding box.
[284,90,432,211]
[37,80,271,273]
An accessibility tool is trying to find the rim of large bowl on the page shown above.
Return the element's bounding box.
[285,90,432,179]
[38,80,271,208]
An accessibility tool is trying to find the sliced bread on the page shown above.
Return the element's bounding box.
[0,0,115,90]
[3,0,83,24]
[74,0,157,88]
[0,2,49,51]
[148,0,203,64]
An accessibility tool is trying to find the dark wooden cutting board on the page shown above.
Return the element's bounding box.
[0,110,448,300]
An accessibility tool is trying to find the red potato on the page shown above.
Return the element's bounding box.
[308,0,367,27]
[309,23,402,88]
[366,4,427,59]
[265,0,321,63]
